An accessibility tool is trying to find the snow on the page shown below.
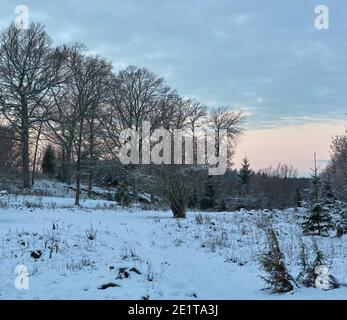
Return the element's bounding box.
[0,186,346,300]
[30,179,156,204]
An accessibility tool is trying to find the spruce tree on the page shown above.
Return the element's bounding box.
[296,240,309,284]
[259,227,296,293]
[238,157,252,196]
[321,179,343,227]
[302,154,333,236]
[321,179,336,206]
[310,153,321,204]
[302,203,333,236]
[319,179,347,237]
[42,145,56,176]
[336,206,347,237]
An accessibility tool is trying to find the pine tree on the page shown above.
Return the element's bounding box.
[259,227,296,293]
[238,157,252,196]
[42,145,56,176]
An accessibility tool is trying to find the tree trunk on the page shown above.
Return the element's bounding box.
[87,171,93,198]
[31,123,43,186]
[170,201,186,218]
[133,178,138,203]
[65,144,72,185]
[60,147,66,182]
[21,102,31,189]
[87,121,95,198]
[22,133,31,189]
[169,195,186,218]
[75,165,81,206]
[75,119,84,206]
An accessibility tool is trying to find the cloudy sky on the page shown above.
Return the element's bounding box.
[1,0,346,174]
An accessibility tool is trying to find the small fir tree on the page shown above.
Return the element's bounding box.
[336,206,347,237]
[310,153,321,204]
[321,179,336,206]
[238,157,252,196]
[302,154,333,236]
[302,203,333,236]
[321,179,343,230]
[259,227,296,293]
[296,240,309,284]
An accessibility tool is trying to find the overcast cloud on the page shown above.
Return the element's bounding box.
[1,0,346,128]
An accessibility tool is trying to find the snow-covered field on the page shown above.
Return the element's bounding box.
[0,190,346,300]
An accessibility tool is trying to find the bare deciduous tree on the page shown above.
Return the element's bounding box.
[208,107,245,165]
[65,46,112,205]
[0,23,64,188]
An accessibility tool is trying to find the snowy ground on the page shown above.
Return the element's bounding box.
[0,189,346,300]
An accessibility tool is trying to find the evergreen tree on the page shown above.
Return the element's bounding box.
[115,181,133,207]
[302,203,333,236]
[200,182,216,210]
[238,157,252,196]
[259,227,296,293]
[321,179,343,228]
[296,240,309,284]
[300,241,325,288]
[42,145,56,176]
[299,241,339,289]
[336,206,347,237]
[310,153,321,204]
[321,179,336,206]
[302,154,333,236]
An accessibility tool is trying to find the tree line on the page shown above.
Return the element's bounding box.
[0,22,245,216]
[1,22,345,221]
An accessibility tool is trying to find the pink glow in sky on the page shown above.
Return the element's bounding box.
[234,121,347,176]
